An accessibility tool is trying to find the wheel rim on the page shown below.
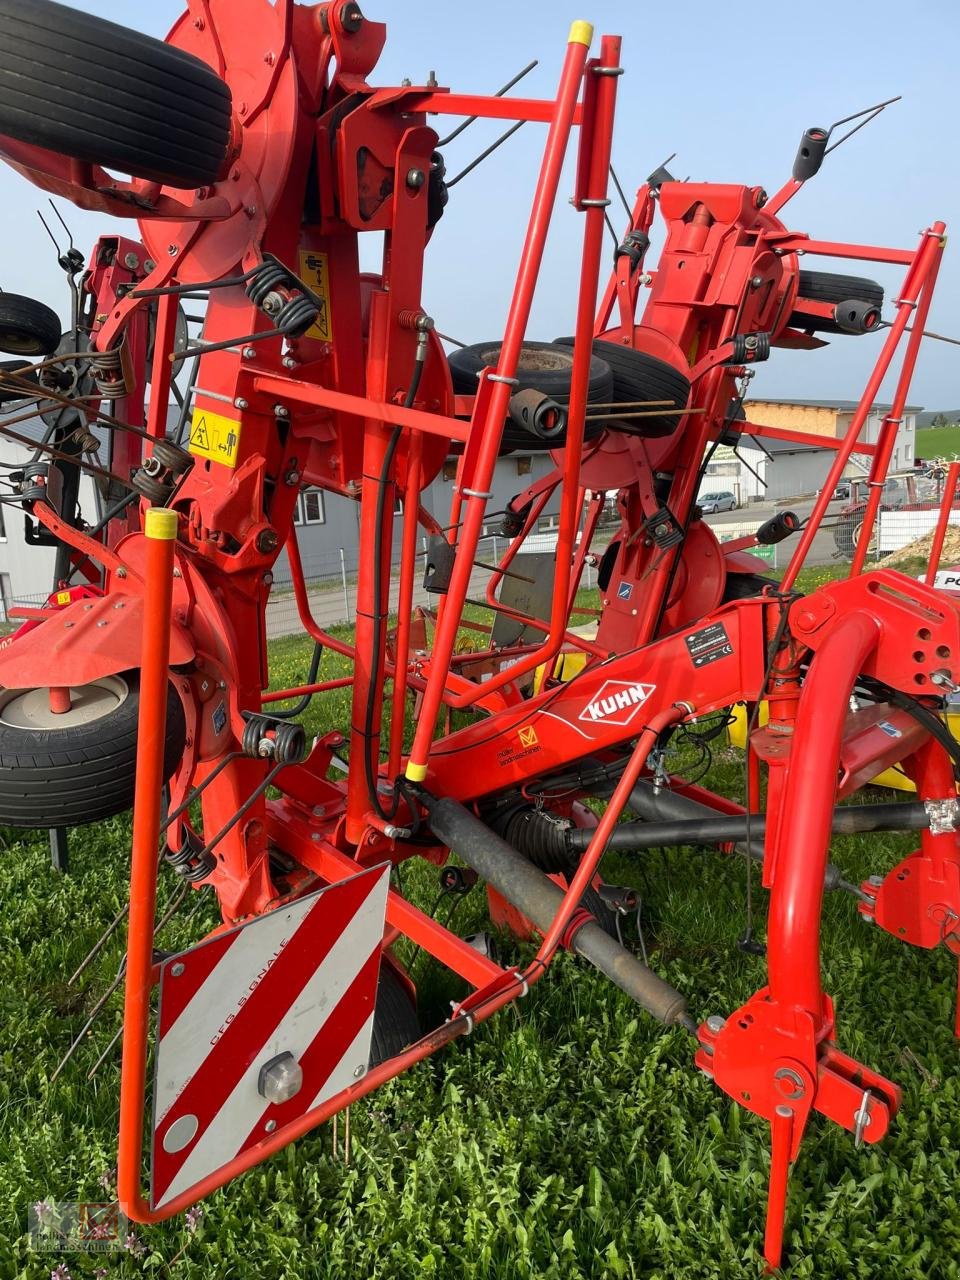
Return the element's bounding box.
[0,329,43,355]
[852,520,878,554]
[0,675,129,731]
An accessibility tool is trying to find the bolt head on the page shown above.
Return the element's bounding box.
[171,962,186,978]
[234,397,249,410]
[167,245,179,256]
[406,168,426,190]
[353,1063,366,1078]
[265,1119,277,1133]
[705,1015,726,1034]
[243,347,257,360]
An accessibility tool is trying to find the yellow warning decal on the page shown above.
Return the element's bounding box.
[56,590,72,606]
[298,249,334,343]
[189,408,242,468]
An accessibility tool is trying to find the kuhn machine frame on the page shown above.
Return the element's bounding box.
[0,0,955,1268]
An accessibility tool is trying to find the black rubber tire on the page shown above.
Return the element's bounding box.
[0,357,39,402]
[448,340,613,452]
[0,294,61,356]
[555,337,690,437]
[369,963,420,1066]
[833,502,866,556]
[0,0,233,190]
[0,670,186,828]
[788,269,884,336]
[722,572,776,602]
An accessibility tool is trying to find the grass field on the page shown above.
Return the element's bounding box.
[2,568,960,1279]
[917,425,960,459]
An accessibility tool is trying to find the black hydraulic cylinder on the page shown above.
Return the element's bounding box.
[425,795,692,1029]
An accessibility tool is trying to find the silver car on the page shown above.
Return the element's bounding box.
[699,490,738,514]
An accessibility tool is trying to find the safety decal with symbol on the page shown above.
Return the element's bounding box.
[189,408,242,469]
[298,249,334,342]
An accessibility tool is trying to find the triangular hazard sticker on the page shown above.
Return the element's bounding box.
[191,418,210,450]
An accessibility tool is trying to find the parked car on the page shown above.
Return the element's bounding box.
[699,490,738,514]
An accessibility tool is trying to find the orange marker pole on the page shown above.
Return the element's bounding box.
[117,508,179,1220]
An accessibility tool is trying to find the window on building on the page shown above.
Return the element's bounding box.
[516,456,532,476]
[302,489,325,524]
[394,497,404,516]
[442,460,458,482]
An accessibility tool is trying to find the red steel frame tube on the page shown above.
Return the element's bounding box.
[850,238,945,575]
[404,24,596,781]
[765,611,879,1016]
[925,460,960,587]
[117,508,179,1222]
[781,224,946,591]
[430,35,621,707]
[389,432,424,777]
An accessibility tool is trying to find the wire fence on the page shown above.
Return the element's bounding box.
[875,507,960,558]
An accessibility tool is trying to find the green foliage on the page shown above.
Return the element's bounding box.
[1,605,958,1279]
[918,425,960,459]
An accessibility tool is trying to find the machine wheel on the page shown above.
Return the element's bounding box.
[369,964,420,1065]
[447,340,613,451]
[0,671,187,828]
[0,357,40,402]
[0,0,233,189]
[852,516,882,557]
[0,294,61,356]
[788,269,884,335]
[556,337,691,437]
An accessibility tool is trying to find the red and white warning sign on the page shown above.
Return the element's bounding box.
[151,865,389,1209]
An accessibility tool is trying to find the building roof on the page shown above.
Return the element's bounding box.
[747,396,923,413]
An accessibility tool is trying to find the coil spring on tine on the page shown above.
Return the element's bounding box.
[91,346,128,401]
[246,258,289,308]
[242,714,306,764]
[164,837,216,883]
[274,294,320,338]
[729,331,771,364]
[246,258,320,338]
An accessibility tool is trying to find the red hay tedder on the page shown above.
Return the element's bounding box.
[0,0,955,1268]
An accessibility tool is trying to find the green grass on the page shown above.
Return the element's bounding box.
[2,572,959,1279]
[917,425,960,459]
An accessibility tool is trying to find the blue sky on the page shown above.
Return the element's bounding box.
[2,0,958,407]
